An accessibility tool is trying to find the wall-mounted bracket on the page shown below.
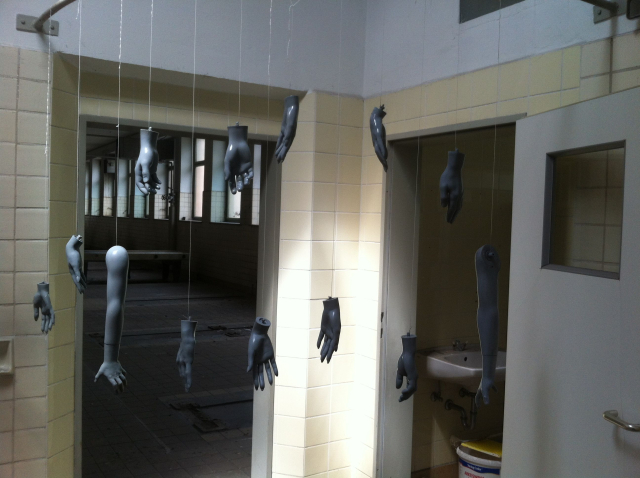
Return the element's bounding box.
[16,14,59,36]
[580,0,627,23]
[628,0,640,19]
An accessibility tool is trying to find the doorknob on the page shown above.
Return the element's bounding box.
[603,410,640,432]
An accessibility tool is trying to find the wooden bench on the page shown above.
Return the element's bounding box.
[84,250,189,282]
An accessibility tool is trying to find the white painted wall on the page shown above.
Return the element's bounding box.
[0,0,366,96]
[362,0,640,98]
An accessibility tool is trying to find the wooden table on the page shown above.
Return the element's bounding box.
[84,250,189,282]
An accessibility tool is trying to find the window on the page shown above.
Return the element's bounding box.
[117,159,129,217]
[179,137,193,220]
[227,187,241,221]
[85,162,90,215]
[211,140,226,223]
[154,162,169,220]
[543,144,624,278]
[459,0,524,23]
[103,159,115,217]
[90,158,101,216]
[193,138,206,219]
[251,144,262,225]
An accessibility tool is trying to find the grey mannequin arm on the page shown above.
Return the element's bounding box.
[369,105,388,171]
[224,124,253,194]
[33,282,55,334]
[135,128,161,195]
[439,149,465,224]
[66,235,87,293]
[474,245,500,406]
[95,246,129,393]
[176,319,197,392]
[317,297,341,363]
[247,317,278,391]
[275,95,299,163]
[396,334,418,402]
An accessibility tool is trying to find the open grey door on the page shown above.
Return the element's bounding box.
[503,88,640,477]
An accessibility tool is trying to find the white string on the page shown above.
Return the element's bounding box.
[148,0,154,128]
[379,0,385,106]
[238,0,243,121]
[287,0,300,91]
[326,2,343,472]
[260,0,273,311]
[489,1,502,245]
[115,0,123,245]
[187,0,198,319]
[45,7,52,282]
[75,0,82,248]
[454,3,462,148]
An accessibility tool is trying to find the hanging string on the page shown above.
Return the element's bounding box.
[237,0,243,121]
[75,0,82,244]
[327,1,343,473]
[115,0,123,245]
[489,1,502,245]
[45,7,52,283]
[187,0,198,319]
[147,0,154,128]
[454,4,462,149]
[379,1,385,106]
[259,0,273,311]
[287,0,300,92]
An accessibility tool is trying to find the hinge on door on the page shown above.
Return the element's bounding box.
[380,327,383,338]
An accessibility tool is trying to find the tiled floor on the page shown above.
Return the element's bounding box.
[82,265,257,478]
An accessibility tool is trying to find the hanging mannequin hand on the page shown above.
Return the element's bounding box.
[439,149,465,224]
[475,355,498,406]
[176,320,197,392]
[66,235,87,294]
[33,282,55,334]
[317,297,341,363]
[95,352,127,394]
[247,317,278,390]
[135,129,161,195]
[395,334,418,402]
[275,95,299,163]
[475,245,501,406]
[369,105,389,171]
[224,124,253,194]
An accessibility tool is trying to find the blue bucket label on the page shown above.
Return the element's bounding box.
[459,457,500,476]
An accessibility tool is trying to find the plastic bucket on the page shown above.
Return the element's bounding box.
[457,445,501,478]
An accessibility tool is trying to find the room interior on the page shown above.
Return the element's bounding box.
[1,1,640,477]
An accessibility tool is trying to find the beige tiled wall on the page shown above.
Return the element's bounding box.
[358,30,640,473]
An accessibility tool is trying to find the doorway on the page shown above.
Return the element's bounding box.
[377,122,516,477]
[76,118,280,478]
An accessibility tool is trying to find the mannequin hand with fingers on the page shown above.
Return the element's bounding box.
[475,244,501,406]
[224,124,253,194]
[396,334,418,402]
[96,246,129,394]
[370,105,389,171]
[247,317,278,391]
[439,149,465,224]
[33,282,55,334]
[95,346,127,394]
[176,319,197,392]
[275,95,299,163]
[317,297,341,363]
[66,235,87,293]
[135,128,161,195]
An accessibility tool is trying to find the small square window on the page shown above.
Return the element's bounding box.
[543,143,624,279]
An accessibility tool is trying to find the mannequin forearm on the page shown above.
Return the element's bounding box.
[103,300,124,361]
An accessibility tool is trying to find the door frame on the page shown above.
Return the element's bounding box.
[74,114,281,477]
[376,114,525,476]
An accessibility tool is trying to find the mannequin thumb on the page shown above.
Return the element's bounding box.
[247,355,254,373]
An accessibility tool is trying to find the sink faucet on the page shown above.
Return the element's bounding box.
[452,340,467,351]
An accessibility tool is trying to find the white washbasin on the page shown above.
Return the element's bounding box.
[417,345,506,388]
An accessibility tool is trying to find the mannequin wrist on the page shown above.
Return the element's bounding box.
[253,317,271,335]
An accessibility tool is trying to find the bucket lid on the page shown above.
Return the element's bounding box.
[457,443,502,469]
[462,439,502,458]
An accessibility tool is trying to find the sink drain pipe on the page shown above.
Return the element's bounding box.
[444,388,477,430]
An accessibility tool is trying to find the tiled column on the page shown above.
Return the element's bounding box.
[272,92,364,477]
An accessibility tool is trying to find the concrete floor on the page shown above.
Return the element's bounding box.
[82,265,257,478]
